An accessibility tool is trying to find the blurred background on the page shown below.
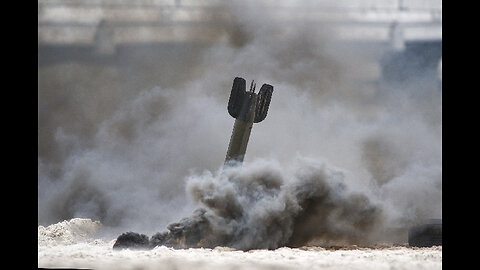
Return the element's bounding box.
[38,0,441,92]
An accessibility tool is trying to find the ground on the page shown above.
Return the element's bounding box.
[38,243,442,270]
[38,218,441,270]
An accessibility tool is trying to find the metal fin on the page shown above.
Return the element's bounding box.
[228,77,246,118]
[254,83,273,123]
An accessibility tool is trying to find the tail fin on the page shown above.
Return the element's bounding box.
[254,84,273,123]
[228,77,246,118]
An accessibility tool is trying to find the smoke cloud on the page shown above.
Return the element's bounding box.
[144,158,383,250]
[38,0,441,247]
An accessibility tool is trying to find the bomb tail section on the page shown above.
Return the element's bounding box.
[225,77,274,165]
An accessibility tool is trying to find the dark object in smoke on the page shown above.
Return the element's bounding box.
[113,209,216,250]
[225,77,273,164]
[408,219,442,247]
[113,232,150,250]
[150,208,216,249]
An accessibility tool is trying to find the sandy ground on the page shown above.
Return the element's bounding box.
[38,218,442,270]
[38,243,442,270]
